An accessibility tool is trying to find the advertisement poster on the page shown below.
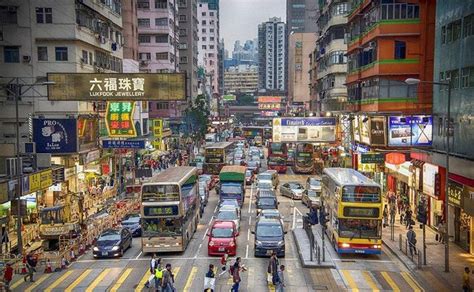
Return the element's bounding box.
[370,116,386,146]
[272,117,336,143]
[33,118,78,153]
[105,102,137,137]
[78,116,99,152]
[423,163,438,197]
[388,115,432,146]
[360,116,370,144]
[352,116,360,142]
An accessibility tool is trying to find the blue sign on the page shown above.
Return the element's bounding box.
[281,117,336,126]
[102,140,145,149]
[33,118,78,153]
[388,115,433,146]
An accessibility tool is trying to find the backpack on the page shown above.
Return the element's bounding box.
[229,264,236,276]
[272,272,280,285]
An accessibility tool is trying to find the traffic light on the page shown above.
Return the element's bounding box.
[319,208,329,228]
[417,203,427,225]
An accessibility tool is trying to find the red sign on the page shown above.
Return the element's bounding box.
[385,152,406,165]
[258,96,282,103]
[102,164,110,175]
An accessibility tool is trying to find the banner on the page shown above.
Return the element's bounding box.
[388,115,433,146]
[370,117,386,146]
[33,118,78,153]
[352,116,360,142]
[272,117,336,143]
[78,116,99,152]
[222,95,236,101]
[106,102,137,137]
[258,103,281,110]
[360,116,370,144]
[47,73,186,101]
[27,170,53,194]
[102,140,145,149]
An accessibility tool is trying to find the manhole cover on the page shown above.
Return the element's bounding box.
[313,285,328,290]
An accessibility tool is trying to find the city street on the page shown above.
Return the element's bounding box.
[8,169,428,291]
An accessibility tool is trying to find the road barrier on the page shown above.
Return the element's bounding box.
[398,234,423,269]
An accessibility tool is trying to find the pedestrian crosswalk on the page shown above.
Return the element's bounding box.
[337,269,424,292]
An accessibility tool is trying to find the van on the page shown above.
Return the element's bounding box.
[257,171,279,189]
[252,218,286,257]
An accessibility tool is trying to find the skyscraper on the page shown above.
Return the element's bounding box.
[286,0,318,34]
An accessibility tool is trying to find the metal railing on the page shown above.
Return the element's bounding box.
[303,215,321,264]
[399,234,422,269]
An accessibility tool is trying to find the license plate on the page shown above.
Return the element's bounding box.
[218,247,225,252]
[102,251,108,256]
[266,250,273,255]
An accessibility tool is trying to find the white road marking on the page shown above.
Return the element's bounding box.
[208,216,214,226]
[135,251,142,259]
[214,204,218,213]
[248,216,251,225]
[248,184,254,213]
[245,244,249,259]
[76,257,299,263]
[247,229,250,241]
[203,227,209,240]
[195,243,202,258]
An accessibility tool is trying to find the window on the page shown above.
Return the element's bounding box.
[156,52,168,60]
[210,28,214,33]
[81,50,88,63]
[180,56,188,63]
[155,17,167,26]
[210,11,214,16]
[36,7,52,23]
[138,35,151,43]
[139,52,151,60]
[137,1,150,8]
[0,6,18,24]
[210,36,214,41]
[202,12,206,16]
[179,29,187,36]
[179,15,186,22]
[89,52,93,65]
[464,14,474,38]
[156,102,169,110]
[155,0,167,9]
[452,20,462,41]
[55,47,68,61]
[202,45,207,49]
[394,41,406,59]
[155,34,168,43]
[138,18,150,27]
[441,26,446,44]
[209,45,214,49]
[202,37,206,41]
[38,47,48,61]
[4,46,19,63]
[202,20,206,25]
[202,28,206,33]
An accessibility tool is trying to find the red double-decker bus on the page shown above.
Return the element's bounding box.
[268,142,288,173]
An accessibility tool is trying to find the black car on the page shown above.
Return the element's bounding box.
[93,228,132,258]
[253,218,286,257]
[256,195,278,215]
[121,215,142,237]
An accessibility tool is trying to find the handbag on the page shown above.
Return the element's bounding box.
[267,273,273,283]
[204,277,216,290]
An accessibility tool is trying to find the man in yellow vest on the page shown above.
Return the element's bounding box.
[154,261,164,290]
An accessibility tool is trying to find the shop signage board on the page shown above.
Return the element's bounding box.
[258,103,281,110]
[28,170,53,194]
[153,119,163,138]
[47,73,186,101]
[102,140,146,149]
[448,180,463,207]
[370,116,386,146]
[463,185,474,216]
[388,115,433,146]
[82,149,101,164]
[258,96,282,103]
[423,163,438,197]
[33,118,78,153]
[0,181,8,204]
[78,116,99,152]
[359,116,370,144]
[106,102,137,137]
[222,95,236,101]
[272,117,336,143]
[352,116,361,142]
[361,153,385,164]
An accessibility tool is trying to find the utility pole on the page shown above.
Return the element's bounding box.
[14,78,23,255]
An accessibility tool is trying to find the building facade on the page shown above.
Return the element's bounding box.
[223,65,258,94]
[197,0,219,94]
[178,0,199,101]
[288,32,316,105]
[286,0,318,34]
[315,0,349,113]
[258,17,287,92]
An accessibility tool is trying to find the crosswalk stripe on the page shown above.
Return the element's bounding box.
[10,276,24,290]
[110,268,133,292]
[86,269,110,292]
[65,269,92,292]
[25,273,51,292]
[174,267,180,280]
[362,271,380,291]
[135,270,150,292]
[184,266,197,291]
[381,271,400,292]
[401,272,423,292]
[341,270,359,292]
[44,270,74,292]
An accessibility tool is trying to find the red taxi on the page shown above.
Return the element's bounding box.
[207,221,237,256]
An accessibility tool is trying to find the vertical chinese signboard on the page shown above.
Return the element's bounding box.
[105,102,137,137]
[152,119,163,149]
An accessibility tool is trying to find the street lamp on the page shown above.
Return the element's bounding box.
[404,77,451,272]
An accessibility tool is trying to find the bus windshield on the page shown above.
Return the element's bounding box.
[142,184,179,202]
[342,186,380,203]
[142,217,182,237]
[338,219,381,239]
[296,157,312,166]
[268,157,285,165]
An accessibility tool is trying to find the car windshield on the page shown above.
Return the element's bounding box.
[258,182,273,189]
[309,179,321,187]
[258,173,272,180]
[289,183,304,190]
[338,219,381,239]
[211,228,234,238]
[217,211,237,220]
[123,217,140,224]
[256,224,283,237]
[221,200,238,207]
[98,231,120,241]
[259,198,276,206]
[268,157,285,165]
[307,190,320,198]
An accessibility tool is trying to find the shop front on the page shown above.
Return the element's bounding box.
[385,158,411,207]
[422,162,443,227]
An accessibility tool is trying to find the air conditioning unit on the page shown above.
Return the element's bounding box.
[36,153,51,169]
[22,55,31,63]
[140,60,149,66]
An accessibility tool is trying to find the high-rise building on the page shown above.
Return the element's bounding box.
[286,0,318,34]
[122,0,139,71]
[178,0,199,102]
[224,65,258,94]
[314,1,349,113]
[137,0,181,118]
[258,17,286,92]
[218,39,225,95]
[197,0,220,95]
[288,32,316,105]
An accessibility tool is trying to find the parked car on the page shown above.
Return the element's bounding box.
[256,194,279,215]
[121,214,142,237]
[280,182,306,200]
[258,209,284,226]
[302,189,321,208]
[199,182,209,206]
[216,209,240,232]
[93,228,132,258]
[207,221,238,256]
[253,218,286,257]
[245,169,255,185]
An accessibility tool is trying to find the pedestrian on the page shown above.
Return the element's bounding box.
[161,263,175,292]
[24,251,37,282]
[154,261,164,291]
[219,252,229,276]
[389,204,396,226]
[203,264,216,292]
[383,205,389,228]
[231,257,246,292]
[407,225,417,256]
[275,265,285,292]
[4,262,13,291]
[267,252,279,284]
[144,254,157,288]
[437,220,446,243]
[463,267,471,292]
[405,207,413,229]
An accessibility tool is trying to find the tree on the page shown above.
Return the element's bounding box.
[236,94,255,106]
[183,94,210,140]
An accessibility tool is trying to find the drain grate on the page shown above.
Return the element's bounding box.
[313,285,328,290]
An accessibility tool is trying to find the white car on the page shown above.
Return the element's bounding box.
[216,209,240,233]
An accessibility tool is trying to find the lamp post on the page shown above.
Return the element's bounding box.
[405,77,451,272]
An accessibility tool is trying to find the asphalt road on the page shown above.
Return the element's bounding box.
[9,155,427,291]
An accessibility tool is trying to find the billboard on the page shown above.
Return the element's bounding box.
[258,96,282,103]
[388,115,432,146]
[352,116,360,142]
[47,73,186,101]
[258,103,281,110]
[102,140,145,149]
[359,116,370,144]
[33,118,78,153]
[272,117,336,143]
[105,102,137,137]
[222,94,236,101]
[78,116,99,152]
[370,116,386,146]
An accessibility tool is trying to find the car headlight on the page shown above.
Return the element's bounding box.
[93,247,99,251]
[277,240,284,246]
[255,240,263,246]
[111,246,120,251]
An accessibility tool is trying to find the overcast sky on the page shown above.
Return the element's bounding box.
[220,0,286,51]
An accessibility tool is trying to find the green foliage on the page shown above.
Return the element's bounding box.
[184,94,209,139]
[236,94,255,106]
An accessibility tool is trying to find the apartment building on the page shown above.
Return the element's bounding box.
[288,32,316,105]
[224,65,258,94]
[286,0,318,34]
[197,0,219,94]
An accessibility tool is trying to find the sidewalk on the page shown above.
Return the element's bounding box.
[382,217,474,291]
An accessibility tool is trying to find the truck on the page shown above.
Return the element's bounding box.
[218,165,246,206]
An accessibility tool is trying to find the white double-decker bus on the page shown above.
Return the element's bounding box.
[140,167,200,253]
